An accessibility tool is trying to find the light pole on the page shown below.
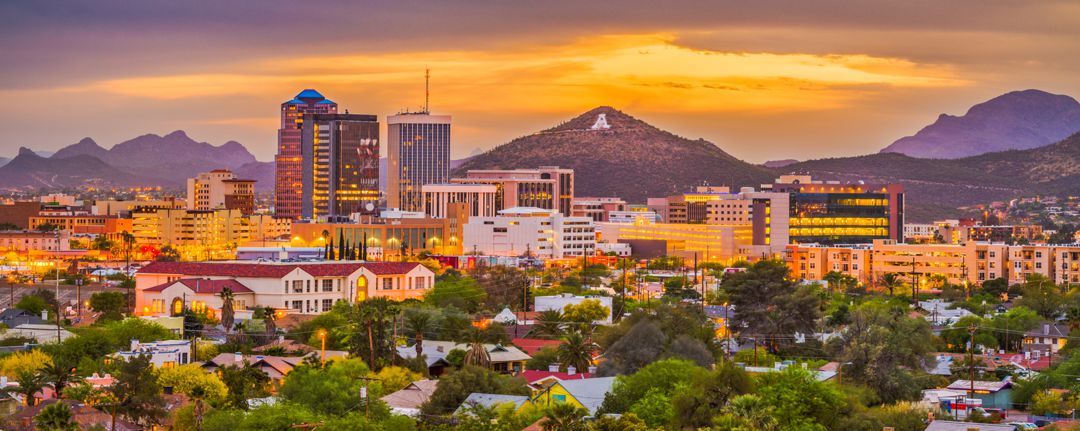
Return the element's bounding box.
[54,231,61,343]
[318,329,327,366]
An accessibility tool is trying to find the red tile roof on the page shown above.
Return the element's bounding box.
[143,278,254,294]
[512,338,563,355]
[138,261,422,278]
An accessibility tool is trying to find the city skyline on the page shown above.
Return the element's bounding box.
[2,1,1079,163]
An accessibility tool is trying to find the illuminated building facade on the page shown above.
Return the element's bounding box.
[131,208,254,259]
[300,113,380,218]
[463,207,595,259]
[422,183,497,219]
[764,175,903,245]
[642,187,790,257]
[186,169,255,215]
[570,197,626,222]
[452,167,575,216]
[275,89,338,219]
[291,215,462,258]
[387,113,452,212]
[597,218,754,262]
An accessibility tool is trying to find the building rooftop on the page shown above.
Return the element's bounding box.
[138,261,422,278]
[945,379,1012,393]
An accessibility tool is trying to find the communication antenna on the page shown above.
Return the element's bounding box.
[424,68,430,114]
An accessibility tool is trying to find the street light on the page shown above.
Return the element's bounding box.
[318,329,327,366]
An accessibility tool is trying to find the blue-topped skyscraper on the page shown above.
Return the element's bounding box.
[275,89,337,219]
[387,112,452,212]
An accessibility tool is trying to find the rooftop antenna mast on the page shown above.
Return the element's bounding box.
[424,68,430,114]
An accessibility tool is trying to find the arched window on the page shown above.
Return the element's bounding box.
[355,276,368,302]
[171,297,184,316]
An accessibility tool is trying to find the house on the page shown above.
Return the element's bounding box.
[493,308,540,326]
[519,366,594,391]
[115,339,192,368]
[454,393,531,415]
[523,376,616,414]
[0,308,46,328]
[534,295,613,323]
[135,261,435,317]
[945,379,1013,409]
[201,352,347,388]
[1023,322,1069,356]
[918,300,974,326]
[512,338,563,356]
[396,341,531,375]
[5,324,74,343]
[381,379,438,417]
[4,399,142,430]
[743,361,837,382]
[923,420,1015,431]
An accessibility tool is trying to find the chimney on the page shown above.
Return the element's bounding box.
[587,366,597,374]
[436,345,444,353]
[41,310,48,321]
[567,366,577,375]
[163,386,174,395]
[234,352,243,364]
[548,363,560,372]
[1044,323,1050,334]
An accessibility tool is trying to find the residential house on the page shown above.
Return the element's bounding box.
[945,379,1013,410]
[1023,322,1069,356]
[5,324,74,343]
[454,393,531,416]
[135,261,435,317]
[114,339,192,368]
[511,338,563,356]
[4,399,142,431]
[201,352,344,389]
[381,379,438,417]
[397,341,531,375]
[523,376,616,415]
[519,366,594,392]
[0,309,46,328]
[918,300,974,326]
[743,361,837,382]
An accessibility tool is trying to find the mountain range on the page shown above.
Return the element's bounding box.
[0,131,273,192]
[880,89,1080,158]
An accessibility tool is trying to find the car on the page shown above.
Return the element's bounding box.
[1006,422,1038,430]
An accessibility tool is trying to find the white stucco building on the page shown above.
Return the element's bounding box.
[463,207,596,259]
[135,261,435,317]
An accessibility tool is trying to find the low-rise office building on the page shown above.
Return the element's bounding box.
[463,207,595,259]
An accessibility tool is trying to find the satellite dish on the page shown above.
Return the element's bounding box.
[365,203,375,212]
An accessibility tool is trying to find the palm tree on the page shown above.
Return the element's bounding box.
[555,330,595,373]
[530,310,564,340]
[219,287,235,332]
[262,306,277,338]
[34,401,78,430]
[3,369,47,406]
[540,402,587,431]
[39,360,79,399]
[878,272,901,296]
[463,329,491,369]
[403,308,436,359]
[190,386,207,431]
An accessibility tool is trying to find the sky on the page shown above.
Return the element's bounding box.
[2,0,1079,163]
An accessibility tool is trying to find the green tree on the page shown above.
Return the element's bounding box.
[346,298,398,369]
[540,402,588,431]
[595,319,666,376]
[463,329,492,368]
[3,368,47,406]
[526,347,559,371]
[39,358,80,399]
[34,401,79,431]
[403,307,438,359]
[752,367,846,430]
[599,358,708,415]
[425,274,487,313]
[219,364,270,409]
[108,355,167,428]
[16,294,49,316]
[420,366,528,416]
[529,309,565,340]
[670,361,754,429]
[878,272,902,296]
[585,413,651,431]
[155,364,228,405]
[471,265,530,311]
[562,299,610,329]
[722,260,821,350]
[89,291,127,322]
[1017,274,1064,319]
[627,388,673,427]
[219,288,235,332]
[279,358,389,417]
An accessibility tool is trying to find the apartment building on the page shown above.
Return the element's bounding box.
[187,169,256,215]
[463,207,595,259]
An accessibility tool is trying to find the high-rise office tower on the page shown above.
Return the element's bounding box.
[300,113,380,219]
[387,113,452,212]
[275,89,338,219]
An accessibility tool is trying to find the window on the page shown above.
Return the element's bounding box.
[322,279,334,292]
[383,278,394,290]
[292,300,303,310]
[292,280,303,293]
[306,280,311,293]
[323,299,333,311]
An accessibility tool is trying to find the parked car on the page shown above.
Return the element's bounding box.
[1005,422,1038,430]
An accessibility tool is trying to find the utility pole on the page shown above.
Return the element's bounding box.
[357,376,381,419]
[55,230,61,343]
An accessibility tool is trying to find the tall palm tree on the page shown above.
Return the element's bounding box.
[540,402,587,431]
[39,360,79,399]
[555,330,595,373]
[530,309,564,340]
[219,287,235,332]
[403,308,436,359]
[878,272,901,296]
[262,306,277,338]
[34,401,78,430]
[3,369,47,406]
[190,386,207,431]
[463,329,491,369]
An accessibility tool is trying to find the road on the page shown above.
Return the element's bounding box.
[0,280,130,311]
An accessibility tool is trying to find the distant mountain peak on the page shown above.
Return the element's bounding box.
[164,130,190,139]
[17,147,38,157]
[455,106,773,202]
[881,89,1080,158]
